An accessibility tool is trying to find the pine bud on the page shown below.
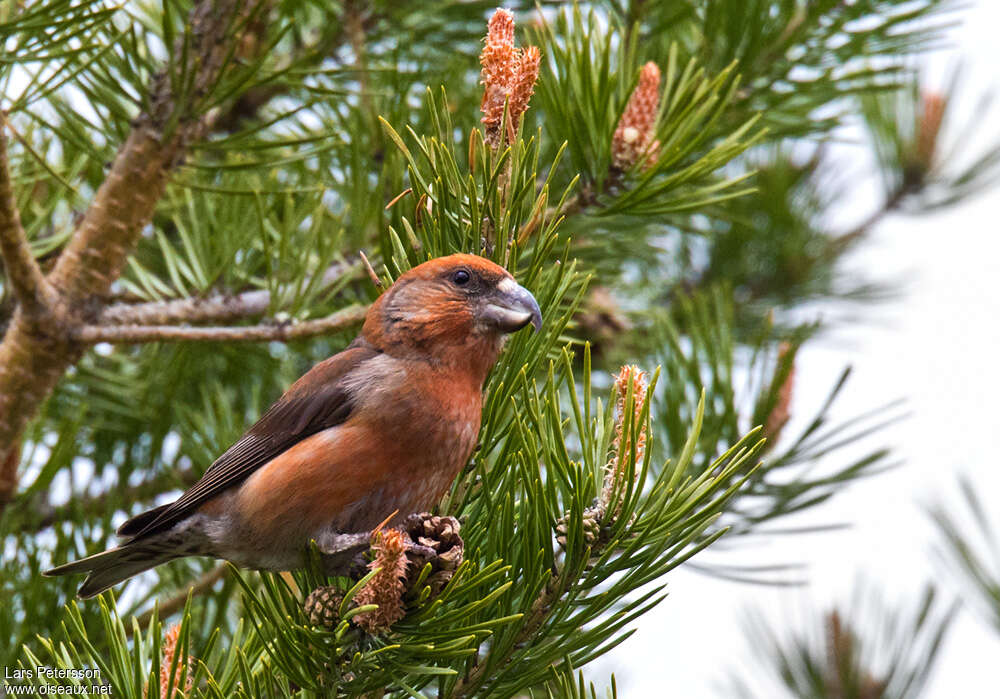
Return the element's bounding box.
[353,529,409,634]
[146,623,193,699]
[764,342,795,448]
[508,46,541,133]
[915,91,947,176]
[612,62,662,170]
[304,585,344,629]
[824,611,888,699]
[600,365,649,520]
[479,9,541,147]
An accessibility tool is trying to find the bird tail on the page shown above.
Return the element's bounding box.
[44,539,179,599]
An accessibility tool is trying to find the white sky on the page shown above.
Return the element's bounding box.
[600,3,1000,696]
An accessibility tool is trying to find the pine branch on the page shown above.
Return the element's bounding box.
[451,573,567,698]
[736,583,956,699]
[208,4,352,133]
[97,260,360,326]
[46,0,261,304]
[9,2,980,690]
[0,118,56,316]
[73,304,367,344]
[0,0,264,513]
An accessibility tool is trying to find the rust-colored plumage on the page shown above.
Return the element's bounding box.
[46,254,541,598]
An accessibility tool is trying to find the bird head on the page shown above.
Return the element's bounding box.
[362,254,542,374]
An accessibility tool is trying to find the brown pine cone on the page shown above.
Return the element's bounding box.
[304,585,344,629]
[401,513,465,596]
[555,505,604,550]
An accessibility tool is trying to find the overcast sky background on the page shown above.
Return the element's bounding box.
[599,3,1000,696]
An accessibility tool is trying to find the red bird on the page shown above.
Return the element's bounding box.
[46,254,541,598]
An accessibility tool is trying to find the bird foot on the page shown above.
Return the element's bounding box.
[314,512,464,583]
[314,530,371,577]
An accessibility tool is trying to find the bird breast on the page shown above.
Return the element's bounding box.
[221,353,482,568]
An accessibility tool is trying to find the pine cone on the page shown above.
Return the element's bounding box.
[555,504,604,550]
[304,585,344,629]
[401,513,464,596]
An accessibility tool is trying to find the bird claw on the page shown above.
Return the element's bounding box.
[314,513,464,581]
[404,541,439,560]
[314,530,371,577]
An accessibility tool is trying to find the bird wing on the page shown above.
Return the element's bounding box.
[120,341,379,539]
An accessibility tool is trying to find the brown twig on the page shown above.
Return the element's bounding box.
[130,564,228,634]
[74,304,368,344]
[358,250,383,290]
[345,0,375,124]
[0,443,21,518]
[823,186,908,262]
[97,259,359,326]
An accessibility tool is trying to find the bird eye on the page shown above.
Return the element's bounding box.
[452,269,471,285]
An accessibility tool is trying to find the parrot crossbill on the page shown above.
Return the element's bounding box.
[45,254,541,598]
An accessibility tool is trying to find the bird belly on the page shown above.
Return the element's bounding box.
[208,413,477,571]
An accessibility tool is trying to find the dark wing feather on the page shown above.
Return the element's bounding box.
[120,342,378,539]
